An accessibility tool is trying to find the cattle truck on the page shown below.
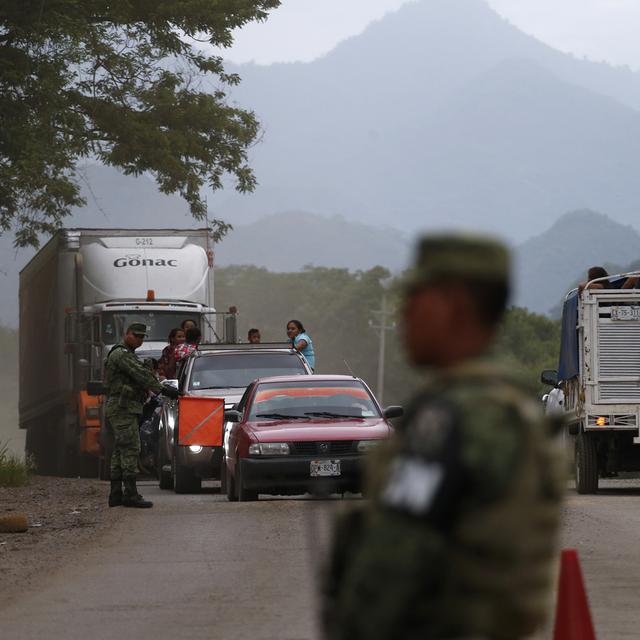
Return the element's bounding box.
[19,228,235,477]
[541,273,640,493]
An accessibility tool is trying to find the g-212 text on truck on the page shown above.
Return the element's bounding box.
[19,228,235,477]
[542,273,640,493]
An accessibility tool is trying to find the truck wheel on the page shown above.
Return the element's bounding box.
[576,432,599,494]
[225,459,238,502]
[237,461,258,502]
[157,435,172,490]
[173,453,201,494]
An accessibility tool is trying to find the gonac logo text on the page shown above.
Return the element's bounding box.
[114,256,177,267]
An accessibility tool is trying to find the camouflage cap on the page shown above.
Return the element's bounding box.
[127,322,148,337]
[404,232,510,292]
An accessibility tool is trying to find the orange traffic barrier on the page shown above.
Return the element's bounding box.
[178,397,225,447]
[553,549,596,640]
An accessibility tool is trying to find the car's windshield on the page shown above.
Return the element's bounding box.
[249,380,380,420]
[102,311,200,343]
[189,353,308,390]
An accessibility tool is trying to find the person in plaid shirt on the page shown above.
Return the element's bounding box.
[174,326,201,365]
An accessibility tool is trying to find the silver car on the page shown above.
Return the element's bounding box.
[157,344,312,493]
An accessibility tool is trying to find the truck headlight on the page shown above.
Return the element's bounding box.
[188,445,203,454]
[249,443,290,456]
[357,440,383,453]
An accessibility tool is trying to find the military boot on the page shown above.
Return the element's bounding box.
[122,477,153,508]
[108,478,123,507]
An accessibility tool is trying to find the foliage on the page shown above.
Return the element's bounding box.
[494,307,562,394]
[215,266,562,406]
[0,441,30,487]
[0,325,20,457]
[0,0,281,246]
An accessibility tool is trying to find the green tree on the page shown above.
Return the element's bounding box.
[0,0,280,246]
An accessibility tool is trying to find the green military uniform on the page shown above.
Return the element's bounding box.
[322,235,565,640]
[105,323,164,507]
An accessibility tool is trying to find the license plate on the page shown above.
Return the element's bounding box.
[611,306,640,321]
[310,460,341,477]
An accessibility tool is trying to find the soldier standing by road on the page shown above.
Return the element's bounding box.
[106,323,178,508]
[322,234,565,640]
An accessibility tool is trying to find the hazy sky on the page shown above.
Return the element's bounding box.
[224,0,640,69]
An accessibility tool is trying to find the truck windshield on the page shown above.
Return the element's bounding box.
[189,353,308,390]
[102,312,198,343]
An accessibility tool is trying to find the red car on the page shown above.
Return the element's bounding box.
[222,375,402,501]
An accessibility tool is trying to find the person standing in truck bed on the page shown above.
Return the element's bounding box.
[286,320,315,371]
[174,327,201,366]
[158,328,185,380]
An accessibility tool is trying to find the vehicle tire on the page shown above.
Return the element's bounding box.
[173,453,202,494]
[157,432,172,490]
[98,420,114,480]
[225,458,238,502]
[220,456,227,494]
[575,432,599,494]
[237,461,258,502]
[158,460,173,491]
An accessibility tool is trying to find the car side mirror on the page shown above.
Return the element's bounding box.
[224,409,242,423]
[540,369,559,388]
[161,379,181,397]
[86,380,107,396]
[383,405,404,420]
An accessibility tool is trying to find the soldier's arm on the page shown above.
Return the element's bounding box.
[111,349,163,394]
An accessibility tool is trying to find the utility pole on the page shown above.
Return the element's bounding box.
[369,293,395,404]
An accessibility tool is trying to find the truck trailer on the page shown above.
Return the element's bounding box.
[19,228,234,477]
[542,272,640,493]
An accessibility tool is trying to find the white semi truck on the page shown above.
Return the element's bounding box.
[19,228,235,477]
[542,273,640,493]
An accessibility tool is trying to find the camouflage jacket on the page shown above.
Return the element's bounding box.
[105,343,163,416]
[323,357,565,640]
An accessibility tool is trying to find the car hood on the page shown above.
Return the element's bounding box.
[186,388,244,406]
[245,418,391,442]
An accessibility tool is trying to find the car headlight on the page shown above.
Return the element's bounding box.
[248,442,290,456]
[357,440,383,453]
[188,445,203,454]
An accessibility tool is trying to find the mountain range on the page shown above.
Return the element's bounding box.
[218,0,640,239]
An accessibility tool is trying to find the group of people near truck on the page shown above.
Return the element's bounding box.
[156,318,316,379]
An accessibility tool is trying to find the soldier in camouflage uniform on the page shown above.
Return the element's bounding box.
[105,322,178,508]
[322,234,565,640]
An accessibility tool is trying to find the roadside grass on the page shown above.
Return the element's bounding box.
[0,441,31,487]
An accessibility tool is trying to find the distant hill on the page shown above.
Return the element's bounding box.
[514,210,640,313]
[215,211,410,272]
[219,0,640,238]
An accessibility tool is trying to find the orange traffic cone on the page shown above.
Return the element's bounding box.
[553,549,596,640]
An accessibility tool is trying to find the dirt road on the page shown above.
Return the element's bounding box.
[1,482,333,640]
[2,480,640,640]
[560,479,640,639]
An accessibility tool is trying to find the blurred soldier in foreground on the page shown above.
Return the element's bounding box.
[106,323,178,508]
[322,234,565,640]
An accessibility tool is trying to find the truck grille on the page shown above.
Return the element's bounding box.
[289,441,355,456]
[598,323,640,401]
